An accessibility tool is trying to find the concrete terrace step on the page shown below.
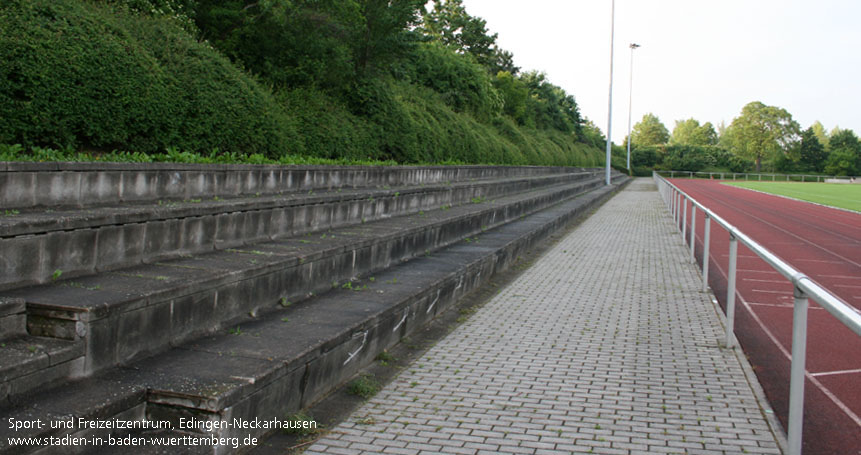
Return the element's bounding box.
[0,176,629,455]
[0,163,587,210]
[0,336,83,403]
[0,172,596,291]
[0,175,620,399]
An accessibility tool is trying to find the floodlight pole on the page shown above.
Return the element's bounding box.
[626,43,640,172]
[604,0,616,185]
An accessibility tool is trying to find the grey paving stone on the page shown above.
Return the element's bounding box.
[305,179,781,454]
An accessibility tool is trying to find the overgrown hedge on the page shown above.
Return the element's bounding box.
[0,0,605,168]
[0,0,300,155]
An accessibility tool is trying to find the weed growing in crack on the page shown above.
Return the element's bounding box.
[375,350,395,366]
[347,374,380,399]
[355,416,376,425]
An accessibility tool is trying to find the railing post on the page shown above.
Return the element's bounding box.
[788,286,809,455]
[673,191,679,225]
[702,214,711,292]
[726,234,738,348]
[671,189,675,217]
[690,205,697,263]
[666,186,671,209]
[682,196,688,244]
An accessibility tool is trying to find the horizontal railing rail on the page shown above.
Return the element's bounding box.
[653,171,861,455]
[654,170,858,183]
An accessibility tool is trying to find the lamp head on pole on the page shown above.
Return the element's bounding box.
[630,43,640,50]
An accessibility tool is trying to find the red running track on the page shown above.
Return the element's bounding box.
[669,179,861,455]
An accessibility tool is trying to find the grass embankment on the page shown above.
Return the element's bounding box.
[724,181,861,212]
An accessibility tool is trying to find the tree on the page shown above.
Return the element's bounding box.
[630,113,669,147]
[724,101,800,172]
[192,0,363,89]
[798,127,827,172]
[811,121,830,150]
[670,118,717,146]
[580,119,605,149]
[420,0,518,75]
[519,71,582,133]
[717,120,728,141]
[824,128,860,175]
[354,0,424,76]
[493,71,529,125]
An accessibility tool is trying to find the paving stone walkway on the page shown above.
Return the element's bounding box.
[304,178,782,455]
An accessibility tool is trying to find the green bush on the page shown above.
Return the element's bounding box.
[405,42,502,122]
[277,87,380,161]
[193,0,360,90]
[634,144,751,173]
[347,79,601,167]
[0,0,300,156]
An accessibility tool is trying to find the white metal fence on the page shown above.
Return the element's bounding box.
[655,170,858,182]
[653,171,861,455]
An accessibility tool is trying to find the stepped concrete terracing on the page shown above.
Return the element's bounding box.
[0,162,582,209]
[0,163,628,454]
[0,166,593,291]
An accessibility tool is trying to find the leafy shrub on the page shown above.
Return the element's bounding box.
[0,0,300,156]
[194,0,361,90]
[634,144,750,173]
[632,146,661,168]
[278,87,381,161]
[405,42,502,122]
[662,146,709,172]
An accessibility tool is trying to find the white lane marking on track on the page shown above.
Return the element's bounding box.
[738,268,781,275]
[690,229,861,429]
[719,254,761,259]
[821,274,861,280]
[748,302,825,311]
[811,368,861,378]
[751,289,793,295]
[743,278,790,284]
[795,258,850,265]
[834,284,861,289]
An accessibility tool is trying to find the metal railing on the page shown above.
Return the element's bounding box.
[655,170,858,183]
[653,171,861,455]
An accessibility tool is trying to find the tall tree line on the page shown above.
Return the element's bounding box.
[628,102,860,176]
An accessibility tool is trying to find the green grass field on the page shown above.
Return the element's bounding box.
[723,181,861,212]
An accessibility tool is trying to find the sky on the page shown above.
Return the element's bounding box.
[461,0,861,143]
